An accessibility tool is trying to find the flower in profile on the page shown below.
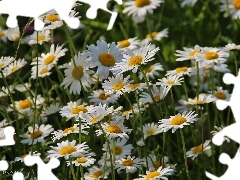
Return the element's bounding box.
[139,63,164,80]
[28,29,51,45]
[123,0,164,17]
[209,86,231,102]
[115,156,144,174]
[41,102,62,117]
[66,154,96,167]
[134,166,174,180]
[2,59,27,77]
[7,27,20,41]
[20,124,54,145]
[117,37,141,50]
[60,52,94,95]
[159,111,198,133]
[86,40,124,80]
[175,45,202,61]
[140,123,163,139]
[0,56,15,70]
[142,28,168,45]
[146,155,175,173]
[84,165,110,180]
[220,0,240,19]
[157,75,184,87]
[111,44,159,74]
[186,140,211,159]
[166,66,192,77]
[88,89,119,105]
[14,151,41,163]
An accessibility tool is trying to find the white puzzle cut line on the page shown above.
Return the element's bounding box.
[205,68,240,179]
[0,0,122,31]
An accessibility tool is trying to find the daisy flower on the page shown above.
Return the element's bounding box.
[186,140,211,159]
[166,66,192,77]
[220,0,240,19]
[20,124,54,145]
[188,93,215,105]
[88,89,119,105]
[0,85,15,97]
[141,28,168,45]
[86,40,124,80]
[136,138,145,146]
[146,155,174,172]
[51,124,89,142]
[175,45,202,61]
[209,86,231,102]
[14,151,41,163]
[125,82,147,93]
[175,99,197,113]
[140,122,163,139]
[31,44,68,66]
[118,37,141,50]
[98,153,115,168]
[47,140,90,160]
[111,43,160,74]
[102,74,133,95]
[122,0,164,17]
[2,59,27,77]
[195,47,229,67]
[79,108,106,125]
[96,120,132,139]
[159,111,198,133]
[134,166,174,180]
[181,0,198,7]
[31,64,54,79]
[139,63,164,80]
[102,138,134,160]
[84,165,110,180]
[116,156,144,174]
[41,102,62,116]
[211,126,230,143]
[156,75,184,87]
[222,43,240,51]
[60,52,94,95]
[0,56,14,70]
[139,85,171,104]
[28,29,51,45]
[0,27,8,42]
[66,155,96,167]
[7,27,20,41]
[14,83,31,92]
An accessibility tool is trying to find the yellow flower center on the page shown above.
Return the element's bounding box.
[129,83,140,90]
[45,14,59,22]
[18,99,33,109]
[99,53,115,67]
[128,55,143,66]
[121,159,134,166]
[146,171,160,180]
[215,92,227,99]
[63,127,75,134]
[170,116,187,125]
[122,110,132,116]
[0,63,5,68]
[11,66,19,72]
[135,0,151,7]
[98,92,110,100]
[153,161,166,169]
[143,66,153,73]
[192,145,203,154]
[234,0,240,9]
[92,171,103,178]
[107,125,122,133]
[72,66,83,80]
[146,129,156,135]
[39,67,48,75]
[189,50,201,57]
[90,117,98,124]
[71,105,88,114]
[167,81,175,85]
[44,55,56,65]
[0,137,3,140]
[146,32,158,38]
[154,95,161,101]
[75,157,87,163]
[0,31,4,37]
[30,130,42,139]
[112,82,124,90]
[37,35,46,42]
[175,67,188,73]
[204,52,218,60]
[112,146,122,155]
[119,40,130,48]
[59,146,76,155]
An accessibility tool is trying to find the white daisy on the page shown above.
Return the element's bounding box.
[102,138,134,160]
[102,73,134,95]
[188,93,215,105]
[146,155,172,172]
[139,63,164,80]
[96,120,132,139]
[41,102,62,116]
[28,29,51,45]
[156,75,184,87]
[111,43,160,74]
[186,140,211,159]
[125,82,148,93]
[88,89,119,105]
[222,43,240,51]
[140,122,163,139]
[118,37,141,50]
[141,28,168,45]
[175,45,202,61]
[31,64,54,79]
[66,155,96,167]
[2,59,27,77]
[220,0,240,19]
[86,40,124,80]
[166,66,192,77]
[84,165,110,180]
[14,83,31,92]
[158,111,199,133]
[47,140,90,160]
[0,56,15,69]
[7,27,20,41]
[20,124,54,145]
[134,166,174,180]
[115,156,144,174]
[209,86,231,102]
[0,85,15,97]
[60,52,94,95]
[123,0,164,17]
